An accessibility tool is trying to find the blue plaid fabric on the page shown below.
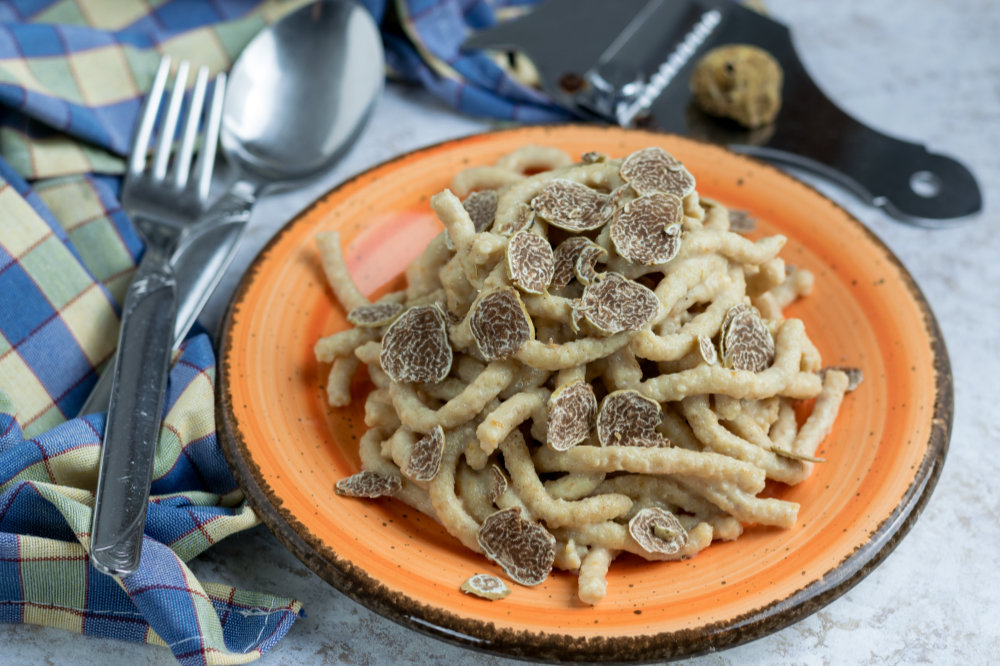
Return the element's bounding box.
[0,0,563,662]
[0,0,568,180]
[387,0,574,122]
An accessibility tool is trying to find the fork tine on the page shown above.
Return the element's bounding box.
[173,65,209,189]
[129,56,171,176]
[194,72,227,202]
[152,60,190,181]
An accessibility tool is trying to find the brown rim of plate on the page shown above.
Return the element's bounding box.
[216,124,952,662]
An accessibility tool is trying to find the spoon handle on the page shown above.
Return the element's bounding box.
[77,187,256,416]
[172,185,256,343]
[90,248,177,576]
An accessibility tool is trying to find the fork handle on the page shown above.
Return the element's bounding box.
[77,188,256,417]
[90,251,177,576]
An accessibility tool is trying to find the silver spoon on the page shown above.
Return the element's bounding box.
[79,0,383,417]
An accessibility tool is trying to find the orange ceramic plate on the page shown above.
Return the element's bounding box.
[217,126,951,661]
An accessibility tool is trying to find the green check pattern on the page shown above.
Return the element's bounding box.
[0,0,313,179]
[0,2,314,663]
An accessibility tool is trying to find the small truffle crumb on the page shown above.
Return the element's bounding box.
[460,573,511,600]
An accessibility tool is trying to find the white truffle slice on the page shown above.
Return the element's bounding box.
[600,183,635,222]
[463,190,498,233]
[460,573,512,600]
[721,302,752,333]
[403,425,445,482]
[621,146,683,174]
[550,237,591,290]
[547,381,597,451]
[510,201,536,236]
[476,507,556,586]
[610,193,684,266]
[574,242,608,285]
[488,464,508,504]
[697,334,718,365]
[530,178,607,232]
[506,230,555,294]
[718,302,752,360]
[347,302,404,327]
[335,471,402,498]
[620,147,695,198]
[578,272,659,335]
[380,305,453,383]
[596,389,662,446]
[628,507,689,555]
[470,288,535,361]
[721,306,774,372]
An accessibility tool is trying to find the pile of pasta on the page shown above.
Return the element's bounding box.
[314,145,857,605]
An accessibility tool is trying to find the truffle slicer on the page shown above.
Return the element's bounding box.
[463,0,982,225]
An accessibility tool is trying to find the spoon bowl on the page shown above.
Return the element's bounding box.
[76,0,383,416]
[223,0,384,186]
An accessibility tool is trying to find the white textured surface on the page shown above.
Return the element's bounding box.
[4,0,1000,663]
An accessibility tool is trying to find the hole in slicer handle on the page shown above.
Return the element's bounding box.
[909,170,942,198]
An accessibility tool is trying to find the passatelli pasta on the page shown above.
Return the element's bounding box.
[314,145,857,604]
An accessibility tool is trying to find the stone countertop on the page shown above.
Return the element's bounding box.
[4,0,998,663]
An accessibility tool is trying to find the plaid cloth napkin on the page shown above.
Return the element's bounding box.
[0,0,562,663]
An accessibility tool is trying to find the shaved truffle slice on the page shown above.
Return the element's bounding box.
[610,193,684,265]
[578,272,659,335]
[659,167,696,198]
[335,471,401,498]
[721,306,774,372]
[770,446,825,463]
[728,209,757,233]
[463,190,498,233]
[628,507,689,555]
[551,237,592,290]
[821,366,864,392]
[380,305,453,383]
[506,231,555,294]
[488,464,508,504]
[720,302,751,334]
[718,302,752,360]
[622,146,683,174]
[697,334,718,365]
[460,573,511,600]
[600,184,635,221]
[445,191,498,250]
[347,302,403,327]
[512,202,534,234]
[547,381,597,451]
[574,243,608,285]
[403,425,445,482]
[470,288,535,361]
[620,147,695,197]
[477,508,556,586]
[530,179,607,232]
[580,151,608,164]
[596,389,662,446]
[495,201,534,236]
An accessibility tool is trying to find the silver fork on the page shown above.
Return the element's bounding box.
[90,56,226,577]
